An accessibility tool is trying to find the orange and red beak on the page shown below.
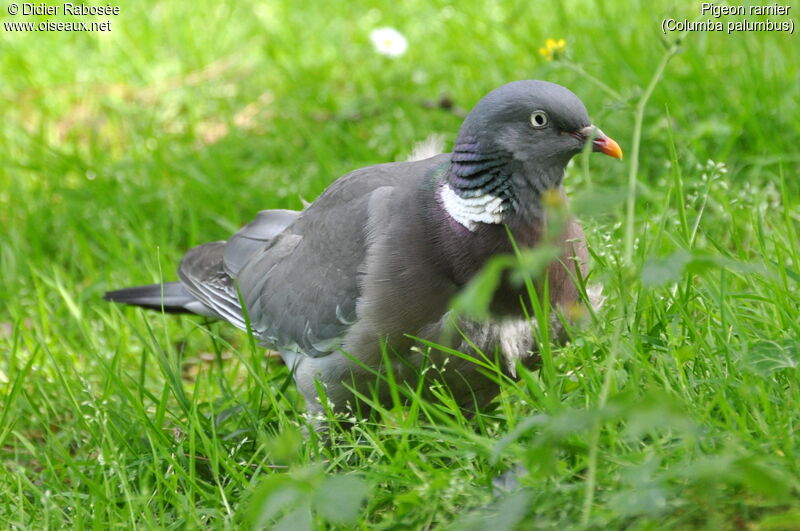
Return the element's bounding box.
[573,125,623,159]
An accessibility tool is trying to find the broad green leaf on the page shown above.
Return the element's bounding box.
[314,475,370,525]
[641,250,693,286]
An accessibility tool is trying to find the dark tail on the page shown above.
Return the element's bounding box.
[104,282,205,314]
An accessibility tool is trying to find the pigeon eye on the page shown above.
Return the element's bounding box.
[530,110,549,129]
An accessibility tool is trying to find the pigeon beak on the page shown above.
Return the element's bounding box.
[573,125,623,160]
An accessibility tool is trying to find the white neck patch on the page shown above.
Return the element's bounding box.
[439,183,506,231]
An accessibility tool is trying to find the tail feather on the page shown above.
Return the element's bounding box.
[104,282,215,315]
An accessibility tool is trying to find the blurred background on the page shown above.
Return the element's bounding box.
[2,1,797,289]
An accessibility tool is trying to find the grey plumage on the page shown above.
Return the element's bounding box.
[103,282,203,314]
[105,80,622,416]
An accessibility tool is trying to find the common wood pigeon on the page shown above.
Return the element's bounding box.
[105,80,622,417]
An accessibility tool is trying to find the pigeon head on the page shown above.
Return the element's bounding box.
[442,80,622,228]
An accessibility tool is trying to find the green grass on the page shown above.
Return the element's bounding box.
[2,0,800,528]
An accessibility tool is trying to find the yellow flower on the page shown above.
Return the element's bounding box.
[538,38,567,61]
[566,301,588,322]
[541,188,565,209]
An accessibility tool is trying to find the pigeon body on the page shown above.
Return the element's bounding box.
[105,81,622,416]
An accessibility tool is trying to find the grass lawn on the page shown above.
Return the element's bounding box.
[2,0,799,528]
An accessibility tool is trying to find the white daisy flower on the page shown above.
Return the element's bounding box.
[370,27,408,58]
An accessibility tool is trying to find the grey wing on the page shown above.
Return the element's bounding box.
[237,177,402,358]
[223,209,299,276]
[183,155,447,359]
[179,242,245,327]
[177,209,300,329]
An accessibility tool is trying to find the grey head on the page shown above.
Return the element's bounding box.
[444,80,622,224]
